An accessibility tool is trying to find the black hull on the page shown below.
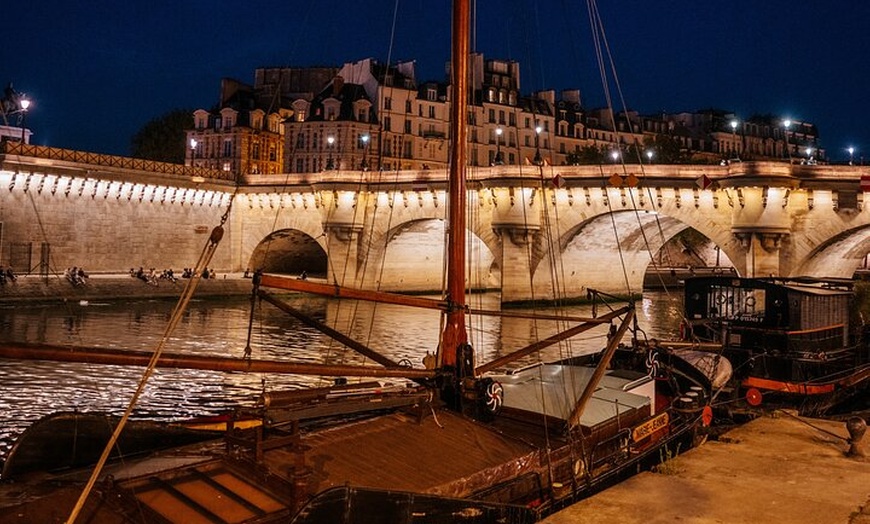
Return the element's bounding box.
[1,411,222,479]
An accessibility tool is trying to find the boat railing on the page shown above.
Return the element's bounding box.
[589,428,632,470]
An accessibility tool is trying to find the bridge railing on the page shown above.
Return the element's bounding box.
[0,141,234,181]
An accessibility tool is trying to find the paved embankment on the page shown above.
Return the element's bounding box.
[543,413,870,524]
[0,274,254,303]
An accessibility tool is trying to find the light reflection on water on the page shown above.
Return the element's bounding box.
[0,291,683,459]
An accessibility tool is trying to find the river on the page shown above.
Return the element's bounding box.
[0,290,685,459]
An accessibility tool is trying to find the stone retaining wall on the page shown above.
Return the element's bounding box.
[0,275,254,303]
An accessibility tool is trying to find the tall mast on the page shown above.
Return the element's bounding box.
[440,0,470,368]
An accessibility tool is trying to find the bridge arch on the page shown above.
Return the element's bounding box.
[248,229,327,276]
[358,217,499,292]
[790,224,870,278]
[529,206,739,298]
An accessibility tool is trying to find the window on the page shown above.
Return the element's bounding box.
[296,110,306,122]
[384,97,392,110]
[405,100,412,113]
[384,117,391,132]
[428,106,435,118]
[214,117,222,131]
[296,133,305,148]
[427,88,436,101]
[296,158,304,172]
[269,146,276,161]
[404,120,411,134]
[223,139,233,157]
[499,110,505,125]
[253,143,260,159]
[357,108,367,122]
[488,109,495,123]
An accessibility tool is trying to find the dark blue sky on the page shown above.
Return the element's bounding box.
[6,1,870,162]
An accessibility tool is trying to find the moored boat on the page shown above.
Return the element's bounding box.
[0,1,722,522]
[679,275,870,416]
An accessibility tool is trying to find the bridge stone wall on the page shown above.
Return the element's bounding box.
[3,154,870,304]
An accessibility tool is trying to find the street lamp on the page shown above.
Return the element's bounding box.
[360,133,370,171]
[729,119,739,160]
[610,149,620,163]
[326,135,335,170]
[494,127,504,165]
[189,138,198,167]
[848,146,855,166]
[645,149,654,164]
[805,147,813,164]
[18,96,30,143]
[533,125,543,165]
[783,119,792,162]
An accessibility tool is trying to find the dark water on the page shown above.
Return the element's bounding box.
[0,291,685,459]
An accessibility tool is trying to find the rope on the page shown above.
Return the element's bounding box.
[774,409,849,443]
[65,190,237,524]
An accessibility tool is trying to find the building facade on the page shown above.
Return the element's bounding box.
[188,55,825,178]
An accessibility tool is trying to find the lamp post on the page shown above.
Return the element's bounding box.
[783,119,792,162]
[533,125,543,165]
[360,133,370,171]
[645,149,654,164]
[18,96,30,143]
[805,147,813,164]
[848,146,855,166]
[494,127,504,165]
[730,119,739,160]
[610,149,620,163]
[189,138,198,167]
[326,135,335,170]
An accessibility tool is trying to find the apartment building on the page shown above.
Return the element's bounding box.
[189,55,824,178]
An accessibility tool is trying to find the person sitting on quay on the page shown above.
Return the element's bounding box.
[65,267,86,287]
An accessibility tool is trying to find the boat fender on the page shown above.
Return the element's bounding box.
[702,405,714,426]
[573,459,586,479]
[745,387,763,407]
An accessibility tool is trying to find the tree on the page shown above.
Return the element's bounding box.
[130,109,193,163]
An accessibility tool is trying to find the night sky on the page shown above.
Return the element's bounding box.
[5,1,870,162]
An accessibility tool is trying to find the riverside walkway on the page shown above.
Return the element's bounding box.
[0,272,254,303]
[543,413,870,524]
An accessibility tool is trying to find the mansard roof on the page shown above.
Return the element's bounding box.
[306,80,376,123]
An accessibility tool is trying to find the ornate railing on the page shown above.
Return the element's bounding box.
[0,141,235,181]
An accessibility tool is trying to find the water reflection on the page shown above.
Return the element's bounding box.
[0,291,683,458]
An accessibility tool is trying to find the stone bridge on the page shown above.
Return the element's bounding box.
[2,142,869,303]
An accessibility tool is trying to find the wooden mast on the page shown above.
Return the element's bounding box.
[440,0,470,368]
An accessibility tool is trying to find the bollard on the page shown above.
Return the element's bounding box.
[845,417,866,458]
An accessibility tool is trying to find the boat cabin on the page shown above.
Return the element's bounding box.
[683,277,862,385]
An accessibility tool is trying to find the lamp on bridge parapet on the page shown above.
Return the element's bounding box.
[645,149,654,164]
[494,127,504,165]
[326,135,335,170]
[360,134,370,171]
[729,119,740,160]
[848,146,855,166]
[783,119,793,162]
[189,138,198,167]
[533,125,543,166]
[18,96,30,143]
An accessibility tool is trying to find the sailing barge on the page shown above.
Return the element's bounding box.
[0,1,721,522]
[0,308,715,523]
[680,276,870,416]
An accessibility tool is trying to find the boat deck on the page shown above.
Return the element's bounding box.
[267,409,540,499]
